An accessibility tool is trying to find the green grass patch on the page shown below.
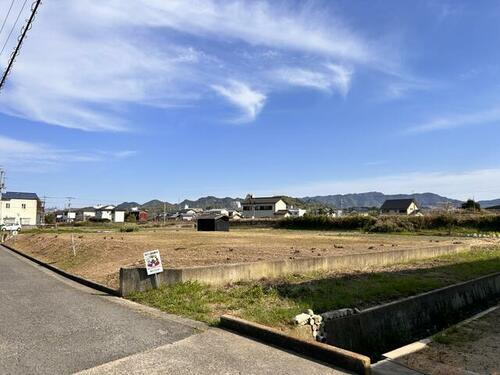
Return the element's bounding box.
[128,247,500,327]
[433,324,483,346]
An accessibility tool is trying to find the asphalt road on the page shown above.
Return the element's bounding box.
[0,245,348,374]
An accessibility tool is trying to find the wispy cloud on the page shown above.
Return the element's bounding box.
[0,135,135,171]
[91,0,377,63]
[281,168,500,201]
[212,81,266,122]
[273,64,353,95]
[0,0,402,129]
[407,107,500,133]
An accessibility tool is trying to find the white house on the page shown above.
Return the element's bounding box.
[0,192,42,226]
[95,205,125,223]
[380,199,420,215]
[75,208,96,221]
[289,208,307,217]
[61,210,77,222]
[241,195,288,218]
[228,210,243,220]
[206,208,229,216]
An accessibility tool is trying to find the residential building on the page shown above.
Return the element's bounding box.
[206,208,229,216]
[241,195,287,218]
[75,208,96,221]
[288,208,307,217]
[380,199,420,215]
[0,192,42,226]
[274,210,292,218]
[227,210,243,220]
[60,210,77,222]
[128,207,148,222]
[95,205,125,222]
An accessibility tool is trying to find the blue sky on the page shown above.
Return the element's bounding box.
[0,0,499,207]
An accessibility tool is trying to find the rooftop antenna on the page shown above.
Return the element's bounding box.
[65,197,76,210]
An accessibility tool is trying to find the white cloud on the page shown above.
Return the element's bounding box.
[273,64,353,95]
[0,0,399,129]
[211,81,266,122]
[407,107,500,133]
[0,135,135,170]
[281,169,500,201]
[83,0,377,64]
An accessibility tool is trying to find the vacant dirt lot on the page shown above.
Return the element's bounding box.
[6,227,494,289]
[396,306,500,375]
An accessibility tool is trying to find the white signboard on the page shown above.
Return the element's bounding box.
[143,249,163,275]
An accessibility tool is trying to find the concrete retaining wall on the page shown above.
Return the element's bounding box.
[120,244,470,296]
[323,272,500,361]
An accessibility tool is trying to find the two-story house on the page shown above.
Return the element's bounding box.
[0,192,42,226]
[95,205,125,222]
[241,195,288,218]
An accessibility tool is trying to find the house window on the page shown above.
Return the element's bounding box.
[5,203,10,209]
[243,206,251,211]
[22,204,27,209]
[257,205,273,211]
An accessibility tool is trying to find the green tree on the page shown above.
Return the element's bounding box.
[125,213,137,223]
[44,212,55,224]
[461,199,481,211]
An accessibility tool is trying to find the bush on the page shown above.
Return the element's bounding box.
[125,213,137,223]
[276,215,376,231]
[120,225,138,232]
[366,216,417,233]
[89,217,111,223]
[277,213,500,233]
[44,213,56,224]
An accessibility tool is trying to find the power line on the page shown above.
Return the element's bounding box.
[0,0,28,58]
[0,0,17,40]
[0,0,41,91]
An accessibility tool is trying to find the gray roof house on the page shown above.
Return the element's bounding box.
[380,199,420,215]
[0,191,42,225]
[241,195,288,218]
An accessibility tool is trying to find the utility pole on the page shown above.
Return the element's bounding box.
[65,196,75,223]
[0,0,43,91]
[0,168,5,225]
[163,201,166,226]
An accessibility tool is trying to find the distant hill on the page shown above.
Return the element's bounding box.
[141,200,176,214]
[178,196,242,210]
[115,201,141,210]
[478,199,500,208]
[115,192,497,215]
[302,192,462,209]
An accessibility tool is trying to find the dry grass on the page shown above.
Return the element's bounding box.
[7,227,496,289]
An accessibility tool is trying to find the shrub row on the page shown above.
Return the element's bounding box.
[276,214,500,233]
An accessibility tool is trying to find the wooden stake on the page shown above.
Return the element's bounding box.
[71,234,76,257]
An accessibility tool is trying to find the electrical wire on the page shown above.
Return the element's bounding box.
[0,0,41,90]
[0,0,28,58]
[0,0,17,40]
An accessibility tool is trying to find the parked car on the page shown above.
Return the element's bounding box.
[1,223,22,232]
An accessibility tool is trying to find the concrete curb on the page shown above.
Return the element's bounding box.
[219,314,371,375]
[0,244,121,296]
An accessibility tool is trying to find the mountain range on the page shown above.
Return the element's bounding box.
[114,192,499,215]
